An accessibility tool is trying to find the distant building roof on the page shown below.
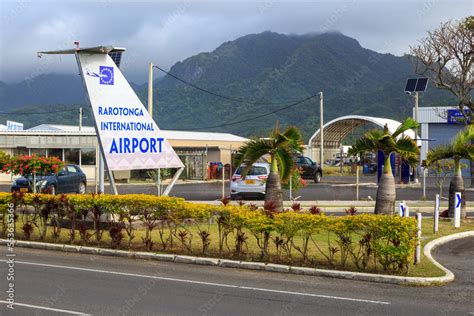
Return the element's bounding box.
[20,124,248,142]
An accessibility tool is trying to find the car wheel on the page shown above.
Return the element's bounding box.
[77,182,86,194]
[314,172,322,183]
[49,185,56,195]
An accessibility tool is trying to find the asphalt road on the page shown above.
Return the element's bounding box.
[2,176,474,201]
[1,238,473,315]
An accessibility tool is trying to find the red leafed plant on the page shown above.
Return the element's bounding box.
[4,154,63,176]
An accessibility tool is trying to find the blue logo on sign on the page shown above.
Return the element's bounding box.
[456,193,462,208]
[86,66,114,85]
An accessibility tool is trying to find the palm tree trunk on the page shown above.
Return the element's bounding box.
[265,156,283,212]
[374,153,396,215]
[448,159,466,218]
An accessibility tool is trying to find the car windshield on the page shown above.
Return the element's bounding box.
[235,166,267,176]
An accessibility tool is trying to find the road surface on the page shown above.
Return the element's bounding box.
[1,237,473,315]
[2,176,473,201]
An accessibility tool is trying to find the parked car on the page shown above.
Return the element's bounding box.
[296,156,323,183]
[11,164,87,195]
[230,162,270,200]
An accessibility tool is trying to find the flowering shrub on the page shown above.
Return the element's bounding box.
[2,155,63,176]
[0,192,418,274]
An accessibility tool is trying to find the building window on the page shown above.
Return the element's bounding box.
[48,149,63,160]
[13,147,29,156]
[81,148,96,165]
[31,148,47,157]
[64,148,80,164]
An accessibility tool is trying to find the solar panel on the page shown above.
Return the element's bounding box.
[108,51,123,68]
[415,77,428,92]
[405,78,417,92]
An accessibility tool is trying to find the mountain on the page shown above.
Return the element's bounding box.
[151,31,454,139]
[0,31,455,139]
[0,74,146,111]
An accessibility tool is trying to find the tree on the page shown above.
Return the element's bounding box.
[234,125,304,211]
[428,159,467,198]
[410,17,474,186]
[410,16,473,113]
[424,125,474,218]
[348,118,419,214]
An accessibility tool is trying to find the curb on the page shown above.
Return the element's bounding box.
[2,231,473,286]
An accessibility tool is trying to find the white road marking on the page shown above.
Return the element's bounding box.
[0,300,89,315]
[0,259,390,305]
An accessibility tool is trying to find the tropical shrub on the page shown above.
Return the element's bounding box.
[0,192,418,274]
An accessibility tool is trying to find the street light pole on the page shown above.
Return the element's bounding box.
[319,92,324,169]
[414,91,419,183]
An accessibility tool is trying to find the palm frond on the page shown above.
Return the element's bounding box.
[392,117,419,139]
[275,145,295,181]
[282,126,304,153]
[395,136,419,162]
[425,145,455,166]
[234,139,272,176]
[348,129,383,156]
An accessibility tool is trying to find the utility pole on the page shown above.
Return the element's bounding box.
[319,92,324,169]
[79,107,83,132]
[413,91,419,183]
[148,62,161,195]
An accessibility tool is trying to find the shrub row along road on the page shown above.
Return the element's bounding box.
[1,238,473,315]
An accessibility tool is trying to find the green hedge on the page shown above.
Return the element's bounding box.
[0,192,418,273]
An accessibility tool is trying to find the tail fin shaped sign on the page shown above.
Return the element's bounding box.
[77,52,184,170]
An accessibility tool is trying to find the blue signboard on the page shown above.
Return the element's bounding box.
[447,109,471,124]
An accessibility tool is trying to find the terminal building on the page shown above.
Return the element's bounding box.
[0,124,247,183]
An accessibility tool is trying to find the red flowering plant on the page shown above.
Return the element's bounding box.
[3,155,64,193]
[6,155,63,176]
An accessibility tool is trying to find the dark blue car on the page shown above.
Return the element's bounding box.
[11,164,87,195]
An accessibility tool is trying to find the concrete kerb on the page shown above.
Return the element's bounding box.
[2,230,473,285]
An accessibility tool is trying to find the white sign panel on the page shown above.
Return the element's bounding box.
[454,192,461,228]
[78,53,184,170]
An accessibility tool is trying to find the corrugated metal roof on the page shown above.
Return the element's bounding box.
[308,115,417,149]
[2,124,248,142]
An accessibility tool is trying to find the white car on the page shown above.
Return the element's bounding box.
[230,162,270,200]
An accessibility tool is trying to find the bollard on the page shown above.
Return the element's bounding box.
[222,168,225,200]
[404,205,410,218]
[434,194,439,233]
[415,213,422,264]
[454,192,461,228]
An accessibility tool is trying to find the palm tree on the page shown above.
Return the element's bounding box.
[348,118,419,214]
[234,125,304,212]
[424,125,474,218]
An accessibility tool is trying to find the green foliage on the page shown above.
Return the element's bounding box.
[348,118,420,168]
[1,192,418,274]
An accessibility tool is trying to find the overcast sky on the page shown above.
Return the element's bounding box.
[0,0,471,84]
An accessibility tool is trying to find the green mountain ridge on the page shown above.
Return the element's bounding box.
[150,31,454,140]
[0,31,455,141]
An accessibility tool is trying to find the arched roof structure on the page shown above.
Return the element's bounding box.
[308,115,416,149]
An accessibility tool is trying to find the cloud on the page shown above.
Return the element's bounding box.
[0,0,471,84]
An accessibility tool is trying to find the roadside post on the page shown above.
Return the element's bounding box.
[222,166,225,200]
[289,174,293,201]
[434,194,439,233]
[356,165,359,201]
[454,192,461,228]
[415,212,422,264]
[404,203,410,218]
